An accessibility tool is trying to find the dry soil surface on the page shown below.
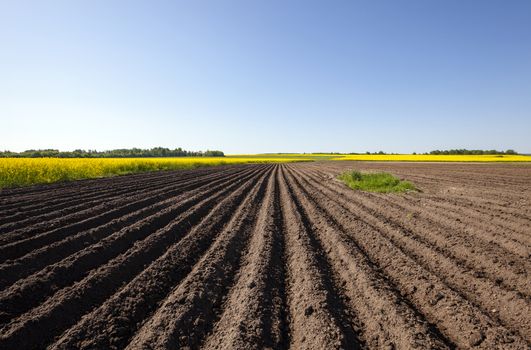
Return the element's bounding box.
[0,162,529,349]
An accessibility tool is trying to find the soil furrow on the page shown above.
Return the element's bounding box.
[1,161,529,349]
[0,166,234,229]
[311,167,531,244]
[0,166,259,287]
[0,166,263,326]
[304,168,531,296]
[50,166,274,350]
[288,164,530,347]
[0,165,246,247]
[283,166,448,349]
[419,194,531,233]
[276,166,361,349]
[0,166,267,348]
[122,167,274,350]
[314,166,531,249]
[202,166,290,350]
[0,166,221,220]
[0,165,256,257]
[0,165,232,208]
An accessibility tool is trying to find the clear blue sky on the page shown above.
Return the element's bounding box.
[1,1,530,153]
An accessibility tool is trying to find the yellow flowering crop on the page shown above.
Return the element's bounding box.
[328,154,531,162]
[0,157,305,189]
[1,153,529,189]
[231,153,531,162]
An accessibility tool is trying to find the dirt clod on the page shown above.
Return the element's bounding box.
[469,331,485,347]
[304,306,315,317]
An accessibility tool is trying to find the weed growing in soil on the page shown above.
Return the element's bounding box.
[339,170,416,193]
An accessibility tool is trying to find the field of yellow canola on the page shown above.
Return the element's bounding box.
[331,154,531,162]
[0,157,306,188]
[1,154,529,188]
[231,153,531,162]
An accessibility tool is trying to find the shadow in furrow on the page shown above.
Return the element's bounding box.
[280,166,364,349]
[0,166,268,349]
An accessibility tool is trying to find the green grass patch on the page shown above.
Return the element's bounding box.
[339,170,416,193]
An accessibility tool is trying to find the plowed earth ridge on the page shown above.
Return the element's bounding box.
[0,162,529,349]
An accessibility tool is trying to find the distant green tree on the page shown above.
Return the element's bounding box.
[428,149,517,155]
[0,147,225,158]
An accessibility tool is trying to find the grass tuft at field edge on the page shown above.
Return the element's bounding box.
[339,170,416,193]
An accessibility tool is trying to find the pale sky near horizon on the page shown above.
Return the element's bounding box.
[1,0,530,154]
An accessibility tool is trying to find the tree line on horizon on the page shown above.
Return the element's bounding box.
[0,148,520,158]
[0,147,225,158]
[308,149,518,155]
[426,149,517,155]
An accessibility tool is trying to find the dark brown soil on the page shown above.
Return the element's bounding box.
[0,162,529,349]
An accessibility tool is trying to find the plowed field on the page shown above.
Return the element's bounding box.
[0,162,529,349]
